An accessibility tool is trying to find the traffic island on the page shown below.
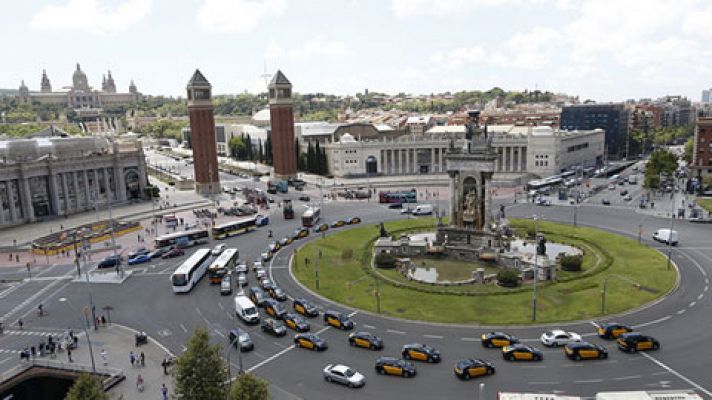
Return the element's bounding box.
[291,219,677,325]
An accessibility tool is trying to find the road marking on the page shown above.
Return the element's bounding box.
[574,379,603,384]
[214,329,225,338]
[632,315,671,329]
[461,337,479,342]
[179,324,188,333]
[247,324,333,373]
[689,301,696,307]
[362,324,376,330]
[0,356,13,365]
[698,293,704,300]
[521,365,546,369]
[589,321,600,328]
[528,381,560,385]
[705,286,709,292]
[641,352,712,397]
[677,309,686,315]
[423,334,443,339]
[614,374,642,381]
[217,302,225,311]
[386,329,406,335]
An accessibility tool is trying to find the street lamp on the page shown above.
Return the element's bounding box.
[531,215,539,322]
[225,334,243,381]
[58,297,96,372]
[667,195,675,271]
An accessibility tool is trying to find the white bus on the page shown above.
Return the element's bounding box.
[208,248,239,284]
[301,207,321,227]
[155,229,209,250]
[171,248,212,293]
[211,216,257,240]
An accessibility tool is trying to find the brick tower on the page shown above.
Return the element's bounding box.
[268,70,297,179]
[186,69,220,194]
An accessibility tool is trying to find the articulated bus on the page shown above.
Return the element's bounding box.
[155,229,209,250]
[208,248,239,284]
[378,190,417,204]
[171,248,212,293]
[211,216,257,239]
[301,207,321,227]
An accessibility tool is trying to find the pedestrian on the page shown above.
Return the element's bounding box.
[101,349,108,366]
[67,347,73,363]
[18,319,23,330]
[39,341,45,357]
[15,255,19,263]
[140,351,145,367]
[101,315,106,325]
[136,373,144,392]
[129,351,135,367]
[161,357,168,375]
[30,346,36,358]
[161,384,168,400]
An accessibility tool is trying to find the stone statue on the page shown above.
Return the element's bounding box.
[536,234,547,256]
[379,222,389,238]
[462,190,479,225]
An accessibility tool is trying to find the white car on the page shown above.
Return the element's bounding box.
[236,262,248,274]
[540,330,582,347]
[323,364,365,388]
[211,244,226,256]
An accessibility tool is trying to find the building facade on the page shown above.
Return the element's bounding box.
[186,70,220,195]
[560,103,630,159]
[268,70,297,179]
[0,137,147,227]
[324,126,604,179]
[692,117,712,179]
[17,64,141,108]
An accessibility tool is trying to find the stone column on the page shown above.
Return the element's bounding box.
[61,173,71,214]
[114,164,127,202]
[19,176,35,222]
[83,170,91,208]
[0,182,6,226]
[512,148,518,172]
[521,146,527,171]
[405,148,410,174]
[103,168,112,201]
[448,171,457,225]
[72,171,81,210]
[48,172,60,216]
[431,147,435,173]
[8,181,18,223]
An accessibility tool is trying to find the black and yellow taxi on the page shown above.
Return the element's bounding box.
[279,237,293,247]
[294,333,328,351]
[263,299,287,320]
[617,332,660,352]
[501,344,543,361]
[402,343,441,363]
[374,357,416,377]
[564,342,608,360]
[267,285,288,301]
[348,332,384,350]
[268,241,281,253]
[248,286,268,307]
[597,322,633,339]
[330,220,347,228]
[293,228,310,240]
[314,223,329,233]
[324,310,355,330]
[293,298,319,317]
[347,216,362,225]
[453,359,495,380]
[283,312,310,332]
[481,332,519,348]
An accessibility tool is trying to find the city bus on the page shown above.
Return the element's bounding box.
[301,207,321,227]
[208,248,239,284]
[171,248,212,293]
[155,229,209,250]
[378,190,417,204]
[211,216,257,240]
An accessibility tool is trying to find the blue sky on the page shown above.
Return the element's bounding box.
[2,0,711,101]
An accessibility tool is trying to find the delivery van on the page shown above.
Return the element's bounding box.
[652,228,678,246]
[234,295,260,324]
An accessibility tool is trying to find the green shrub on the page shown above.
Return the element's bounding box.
[375,253,397,269]
[497,269,520,287]
[560,254,583,271]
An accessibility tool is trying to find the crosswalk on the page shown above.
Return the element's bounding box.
[3,330,55,337]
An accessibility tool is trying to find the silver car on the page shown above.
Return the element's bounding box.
[237,273,248,287]
[236,262,248,274]
[323,364,365,388]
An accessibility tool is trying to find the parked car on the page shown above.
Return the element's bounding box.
[237,273,248,287]
[98,255,122,269]
[128,254,151,265]
[148,248,167,259]
[228,329,254,352]
[162,248,184,259]
[601,198,611,206]
[220,275,232,295]
[128,248,150,258]
[323,364,365,388]
[298,195,310,202]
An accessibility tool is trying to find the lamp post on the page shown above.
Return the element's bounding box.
[667,196,675,271]
[225,334,243,381]
[58,297,96,372]
[531,215,539,322]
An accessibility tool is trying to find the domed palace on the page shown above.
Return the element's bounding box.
[17,63,141,108]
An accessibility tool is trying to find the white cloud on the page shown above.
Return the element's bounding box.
[430,46,487,69]
[30,0,152,35]
[391,0,576,19]
[265,39,284,59]
[196,0,286,34]
[289,36,353,59]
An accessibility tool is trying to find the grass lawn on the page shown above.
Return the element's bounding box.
[292,219,677,325]
[698,198,712,213]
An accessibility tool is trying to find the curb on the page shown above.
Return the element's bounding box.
[110,323,176,358]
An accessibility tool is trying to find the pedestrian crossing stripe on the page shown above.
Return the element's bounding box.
[0,349,21,354]
[4,330,54,336]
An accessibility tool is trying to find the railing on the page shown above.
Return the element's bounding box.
[0,359,124,389]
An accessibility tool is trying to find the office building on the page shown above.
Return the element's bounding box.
[560,103,630,159]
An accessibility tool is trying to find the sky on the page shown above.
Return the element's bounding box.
[1,0,711,101]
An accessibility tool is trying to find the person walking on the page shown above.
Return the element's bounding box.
[129,351,135,367]
[161,383,168,400]
[18,319,23,330]
[101,349,108,366]
[140,351,145,367]
[67,347,73,363]
[136,374,144,392]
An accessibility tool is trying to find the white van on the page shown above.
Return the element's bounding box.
[234,295,260,324]
[412,204,434,216]
[653,228,678,246]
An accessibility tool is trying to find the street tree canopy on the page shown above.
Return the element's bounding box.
[228,372,270,400]
[173,327,229,400]
[64,373,108,400]
[643,149,678,189]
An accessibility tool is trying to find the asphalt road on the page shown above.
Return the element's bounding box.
[1,198,711,399]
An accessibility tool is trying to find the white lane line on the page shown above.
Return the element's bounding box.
[574,379,603,384]
[363,324,376,330]
[677,309,686,315]
[698,293,704,300]
[214,330,225,338]
[689,301,696,307]
[461,337,479,342]
[179,324,188,333]
[247,324,332,373]
[528,381,561,385]
[386,329,406,335]
[589,321,600,328]
[423,334,443,339]
[614,375,641,381]
[652,371,671,376]
[633,315,671,329]
[217,302,225,311]
[641,352,712,397]
[705,286,709,292]
[521,365,546,369]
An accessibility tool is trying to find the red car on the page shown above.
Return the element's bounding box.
[161,248,184,259]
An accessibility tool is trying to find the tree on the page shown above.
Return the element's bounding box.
[229,136,247,160]
[644,148,678,189]
[64,373,108,400]
[228,372,270,400]
[258,138,264,163]
[295,138,302,171]
[173,327,229,400]
[683,137,694,164]
[314,141,322,174]
[264,135,273,165]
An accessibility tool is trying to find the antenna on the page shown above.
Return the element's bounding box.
[260,60,271,88]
